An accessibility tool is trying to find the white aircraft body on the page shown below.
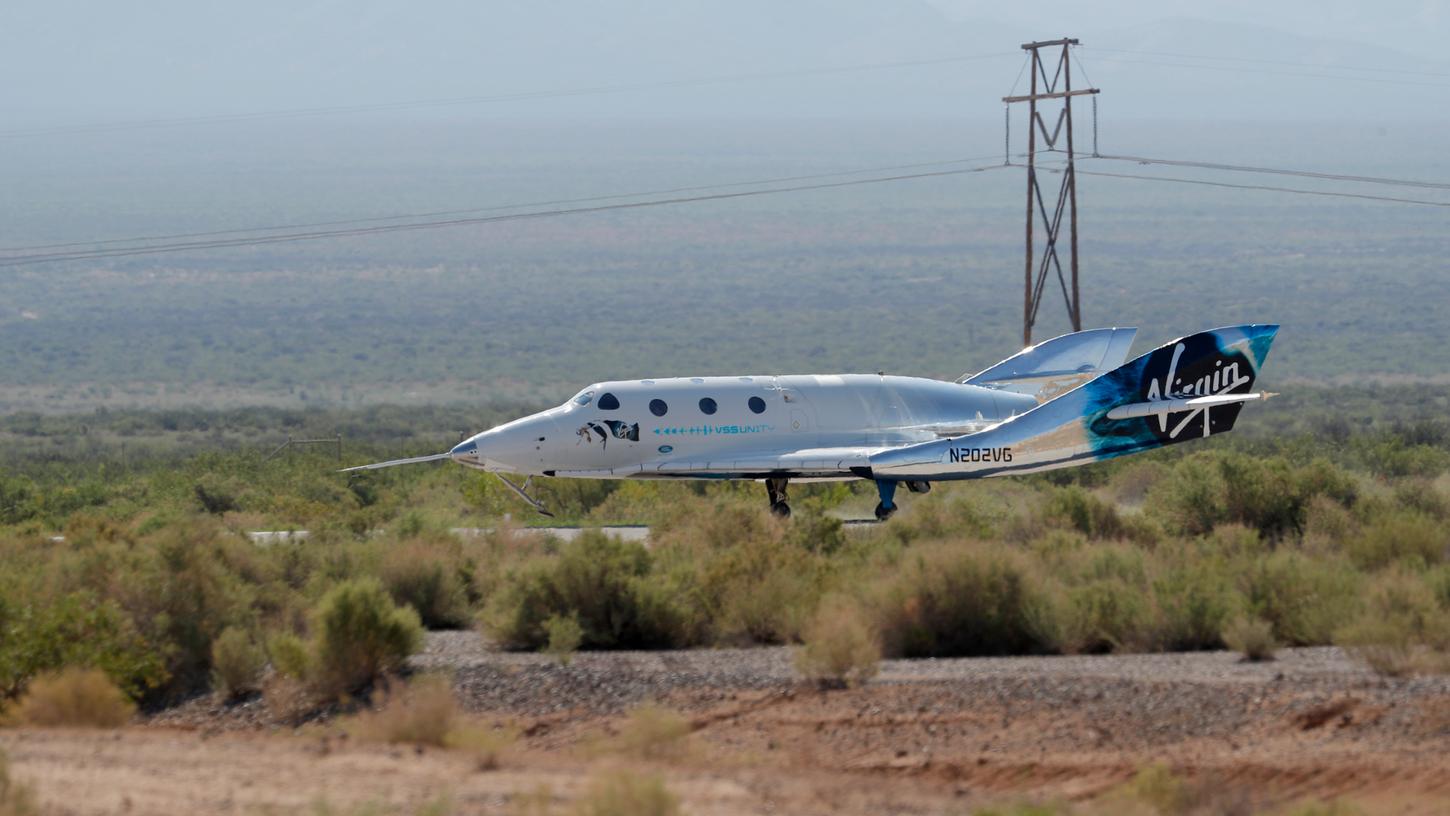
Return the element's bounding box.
[347,324,1278,520]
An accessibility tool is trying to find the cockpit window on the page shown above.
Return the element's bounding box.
[573,390,594,406]
[597,392,620,410]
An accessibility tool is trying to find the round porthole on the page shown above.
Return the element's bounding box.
[649,399,668,417]
[699,397,717,415]
[748,396,766,414]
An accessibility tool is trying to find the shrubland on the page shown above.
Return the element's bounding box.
[0,401,1447,712]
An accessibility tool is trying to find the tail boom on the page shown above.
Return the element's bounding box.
[871,324,1279,481]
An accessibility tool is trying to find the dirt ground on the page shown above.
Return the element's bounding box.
[4,636,1449,815]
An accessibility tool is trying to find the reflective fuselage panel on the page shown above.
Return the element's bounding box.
[449,375,1038,478]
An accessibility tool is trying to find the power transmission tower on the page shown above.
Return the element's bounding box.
[1004,38,1099,346]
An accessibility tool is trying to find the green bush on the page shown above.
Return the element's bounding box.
[1336,568,1450,676]
[482,531,698,650]
[0,592,166,701]
[1222,615,1279,661]
[1043,486,1126,540]
[575,770,681,816]
[876,543,1052,658]
[544,614,583,665]
[1147,548,1242,651]
[312,578,423,696]
[1345,512,1445,570]
[379,538,472,629]
[210,626,266,698]
[1240,551,1362,646]
[795,594,880,688]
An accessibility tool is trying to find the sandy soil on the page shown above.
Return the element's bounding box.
[4,635,1448,815]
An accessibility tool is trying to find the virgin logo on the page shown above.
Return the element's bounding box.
[1144,343,1250,439]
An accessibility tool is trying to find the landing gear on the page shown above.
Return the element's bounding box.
[905,480,932,494]
[766,477,791,518]
[874,479,899,521]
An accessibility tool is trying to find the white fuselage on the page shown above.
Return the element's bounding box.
[449,374,1038,479]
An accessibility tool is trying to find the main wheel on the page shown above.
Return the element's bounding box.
[770,501,792,519]
[874,502,896,521]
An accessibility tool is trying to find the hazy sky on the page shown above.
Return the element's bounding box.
[3,1,1446,125]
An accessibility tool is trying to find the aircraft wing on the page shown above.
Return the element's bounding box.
[547,446,882,480]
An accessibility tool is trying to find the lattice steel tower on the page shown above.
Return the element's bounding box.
[1004,38,1099,346]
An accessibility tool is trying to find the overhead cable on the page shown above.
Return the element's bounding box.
[0,162,1013,267]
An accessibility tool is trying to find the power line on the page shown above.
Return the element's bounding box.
[1070,151,1450,191]
[0,155,1007,254]
[1059,166,1450,208]
[0,52,1020,139]
[1082,46,1450,80]
[1076,54,1450,89]
[0,163,1013,267]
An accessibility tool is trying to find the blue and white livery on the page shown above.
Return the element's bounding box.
[346,325,1278,520]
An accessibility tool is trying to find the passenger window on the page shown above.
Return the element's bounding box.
[748,396,766,414]
[649,399,668,417]
[699,397,717,415]
[597,392,620,410]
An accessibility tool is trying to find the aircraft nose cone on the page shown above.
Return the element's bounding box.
[450,438,478,460]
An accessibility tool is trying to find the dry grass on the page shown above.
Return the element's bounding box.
[1222,615,1279,662]
[262,674,315,725]
[7,668,133,728]
[794,594,880,689]
[0,749,39,816]
[572,769,680,816]
[602,704,692,762]
[347,674,458,748]
[344,674,516,767]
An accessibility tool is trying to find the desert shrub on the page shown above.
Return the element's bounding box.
[1151,453,1357,539]
[261,674,314,725]
[876,543,1052,658]
[1146,548,1242,651]
[695,532,822,645]
[482,531,697,650]
[380,538,472,629]
[312,578,423,696]
[0,592,166,701]
[1240,551,1362,646]
[1149,456,1228,537]
[1043,486,1126,540]
[193,474,243,515]
[0,748,39,816]
[1345,512,1446,570]
[795,594,881,688]
[1222,615,1279,661]
[606,704,692,761]
[574,770,680,816]
[544,614,583,665]
[1056,578,1150,654]
[78,518,262,698]
[211,626,266,698]
[9,668,134,728]
[1336,568,1450,676]
[346,674,457,748]
[1302,494,1358,548]
[267,631,313,679]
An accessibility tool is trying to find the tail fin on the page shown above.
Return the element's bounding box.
[1081,323,1278,453]
[962,327,1138,403]
[870,325,1279,480]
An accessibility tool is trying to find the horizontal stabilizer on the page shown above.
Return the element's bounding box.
[1106,392,1265,420]
[340,452,450,472]
[963,327,1138,403]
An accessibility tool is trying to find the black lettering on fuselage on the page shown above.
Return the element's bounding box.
[947,447,1014,464]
